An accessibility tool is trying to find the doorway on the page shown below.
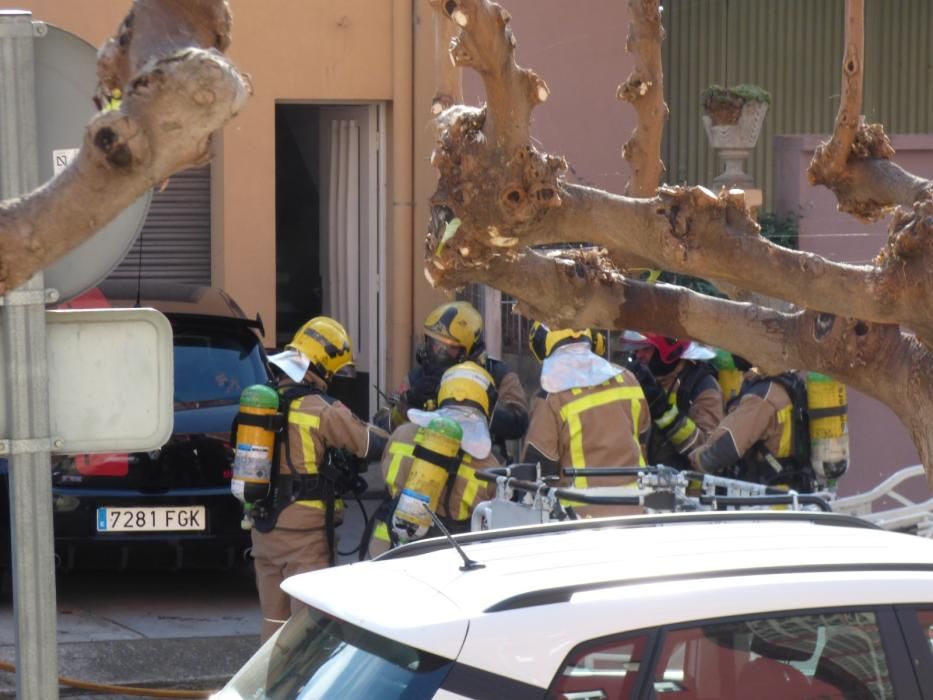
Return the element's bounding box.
[274,103,387,420]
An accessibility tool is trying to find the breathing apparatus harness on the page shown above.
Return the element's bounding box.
[234,384,369,565]
[362,425,468,559]
[728,372,815,492]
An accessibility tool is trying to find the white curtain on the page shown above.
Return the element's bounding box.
[327,119,361,352]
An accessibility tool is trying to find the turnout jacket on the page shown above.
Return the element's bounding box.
[380,422,501,522]
[279,375,388,513]
[648,360,723,469]
[522,369,650,487]
[368,422,502,555]
[689,374,792,478]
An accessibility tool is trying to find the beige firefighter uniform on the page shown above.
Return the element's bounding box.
[367,422,502,557]
[648,360,724,467]
[689,374,793,477]
[251,374,388,641]
[522,370,650,517]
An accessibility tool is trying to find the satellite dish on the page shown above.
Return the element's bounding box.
[34,24,151,303]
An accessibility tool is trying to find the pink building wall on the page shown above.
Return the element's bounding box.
[774,134,933,499]
[463,0,637,195]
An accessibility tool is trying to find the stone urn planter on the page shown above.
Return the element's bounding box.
[700,84,770,188]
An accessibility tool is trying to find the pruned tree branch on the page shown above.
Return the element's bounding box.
[0,0,250,293]
[426,0,933,480]
[808,0,933,222]
[430,0,463,115]
[435,246,933,469]
[619,0,667,197]
[430,108,933,342]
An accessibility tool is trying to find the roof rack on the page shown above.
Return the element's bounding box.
[374,510,877,562]
[484,561,933,613]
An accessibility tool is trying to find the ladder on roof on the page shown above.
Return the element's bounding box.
[470,464,933,538]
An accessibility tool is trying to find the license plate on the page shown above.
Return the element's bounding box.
[96,506,206,533]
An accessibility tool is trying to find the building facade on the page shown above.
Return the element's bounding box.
[8,0,928,498]
[12,0,638,420]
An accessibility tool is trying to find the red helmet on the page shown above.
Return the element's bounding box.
[642,334,690,364]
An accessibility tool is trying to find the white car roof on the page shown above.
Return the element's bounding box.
[283,512,933,688]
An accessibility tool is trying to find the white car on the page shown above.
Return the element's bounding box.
[214,511,933,699]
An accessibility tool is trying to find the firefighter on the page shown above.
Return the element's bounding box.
[689,361,816,492]
[522,323,649,517]
[254,316,388,641]
[387,301,527,458]
[367,361,502,557]
[623,332,724,470]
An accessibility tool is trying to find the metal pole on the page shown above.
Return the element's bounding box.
[0,11,60,700]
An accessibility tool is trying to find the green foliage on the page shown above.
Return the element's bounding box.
[700,83,772,110]
[758,211,799,249]
[656,271,725,298]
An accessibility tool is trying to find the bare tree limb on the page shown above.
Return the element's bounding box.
[619,0,667,197]
[436,247,933,472]
[430,0,464,115]
[0,0,250,293]
[808,0,933,221]
[810,0,864,180]
[426,0,933,480]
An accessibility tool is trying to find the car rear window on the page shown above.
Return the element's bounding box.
[217,606,454,699]
[173,330,268,404]
[652,610,894,699]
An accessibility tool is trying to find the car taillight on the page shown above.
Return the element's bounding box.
[74,453,129,477]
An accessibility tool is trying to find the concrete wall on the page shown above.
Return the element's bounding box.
[774,134,933,499]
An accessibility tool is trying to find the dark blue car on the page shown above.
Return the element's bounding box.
[1,282,272,571]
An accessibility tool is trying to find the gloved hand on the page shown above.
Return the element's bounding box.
[405,368,443,411]
[623,355,670,422]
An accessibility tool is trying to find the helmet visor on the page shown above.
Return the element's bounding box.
[422,335,463,370]
[334,362,357,379]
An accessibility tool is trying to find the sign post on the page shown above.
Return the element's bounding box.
[0,12,159,698]
[0,11,59,699]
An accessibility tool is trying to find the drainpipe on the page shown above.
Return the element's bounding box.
[390,0,415,390]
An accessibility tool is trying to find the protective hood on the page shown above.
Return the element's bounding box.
[267,348,310,383]
[681,342,717,360]
[541,342,622,393]
[407,405,492,459]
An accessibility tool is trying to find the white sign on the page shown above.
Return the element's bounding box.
[0,308,174,453]
[52,147,80,176]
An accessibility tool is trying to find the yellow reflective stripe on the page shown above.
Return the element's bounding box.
[455,456,476,521]
[289,408,320,470]
[559,386,645,421]
[632,398,645,466]
[559,384,646,479]
[567,413,586,478]
[776,405,793,458]
[374,521,390,543]
[669,417,696,446]
[385,442,415,496]
[295,499,345,512]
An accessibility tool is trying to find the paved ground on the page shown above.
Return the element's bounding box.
[0,493,383,698]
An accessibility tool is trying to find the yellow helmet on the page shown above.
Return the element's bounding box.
[437,361,497,418]
[423,301,483,356]
[288,316,354,381]
[528,322,593,363]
